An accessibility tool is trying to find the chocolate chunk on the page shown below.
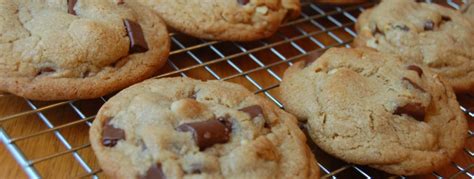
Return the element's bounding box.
[36,67,56,76]
[403,77,426,92]
[394,103,426,121]
[141,163,166,179]
[407,65,423,77]
[237,0,250,5]
[441,16,451,21]
[424,20,434,31]
[394,25,410,31]
[102,118,125,147]
[188,163,202,174]
[68,0,77,15]
[239,105,263,118]
[177,119,231,150]
[116,0,124,5]
[217,116,233,129]
[124,19,149,53]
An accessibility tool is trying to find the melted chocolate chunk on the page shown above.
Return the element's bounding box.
[141,163,166,179]
[217,116,233,130]
[407,65,423,77]
[403,77,426,92]
[124,19,149,54]
[441,16,451,21]
[68,0,77,15]
[394,25,410,31]
[394,103,426,121]
[239,105,263,118]
[238,0,250,5]
[177,119,231,150]
[102,118,125,147]
[424,20,434,31]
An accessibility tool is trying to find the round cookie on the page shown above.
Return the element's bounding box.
[0,0,170,100]
[90,77,319,179]
[136,0,300,41]
[280,48,467,175]
[354,0,474,93]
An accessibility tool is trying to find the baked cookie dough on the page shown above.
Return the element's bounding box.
[136,0,300,41]
[280,48,467,175]
[354,0,474,92]
[90,77,319,179]
[0,0,170,100]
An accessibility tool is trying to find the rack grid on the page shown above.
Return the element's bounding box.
[0,0,473,178]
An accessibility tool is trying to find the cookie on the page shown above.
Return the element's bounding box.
[90,77,319,179]
[280,48,468,175]
[0,0,170,100]
[354,0,474,93]
[136,0,300,41]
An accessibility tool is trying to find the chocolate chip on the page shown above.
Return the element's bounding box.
[36,67,56,76]
[141,163,166,179]
[68,0,77,15]
[177,119,231,151]
[441,16,451,21]
[124,19,149,54]
[394,25,410,31]
[394,103,426,121]
[102,118,125,147]
[116,0,124,5]
[403,77,426,92]
[407,65,423,77]
[237,0,250,5]
[239,105,263,118]
[424,20,434,31]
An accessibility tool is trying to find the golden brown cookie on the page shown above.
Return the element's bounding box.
[0,0,170,100]
[281,48,467,175]
[90,77,320,179]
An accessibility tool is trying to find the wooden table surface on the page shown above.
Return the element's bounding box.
[0,1,472,178]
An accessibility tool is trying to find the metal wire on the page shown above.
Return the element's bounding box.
[0,0,472,178]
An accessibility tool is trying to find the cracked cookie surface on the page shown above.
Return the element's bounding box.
[0,0,170,100]
[90,77,319,179]
[136,0,300,41]
[280,48,467,175]
[354,0,474,92]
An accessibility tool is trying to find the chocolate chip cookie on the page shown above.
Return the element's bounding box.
[0,0,170,100]
[136,0,300,41]
[354,0,474,93]
[280,48,468,175]
[90,77,319,179]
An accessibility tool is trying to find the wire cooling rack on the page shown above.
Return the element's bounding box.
[0,0,472,178]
